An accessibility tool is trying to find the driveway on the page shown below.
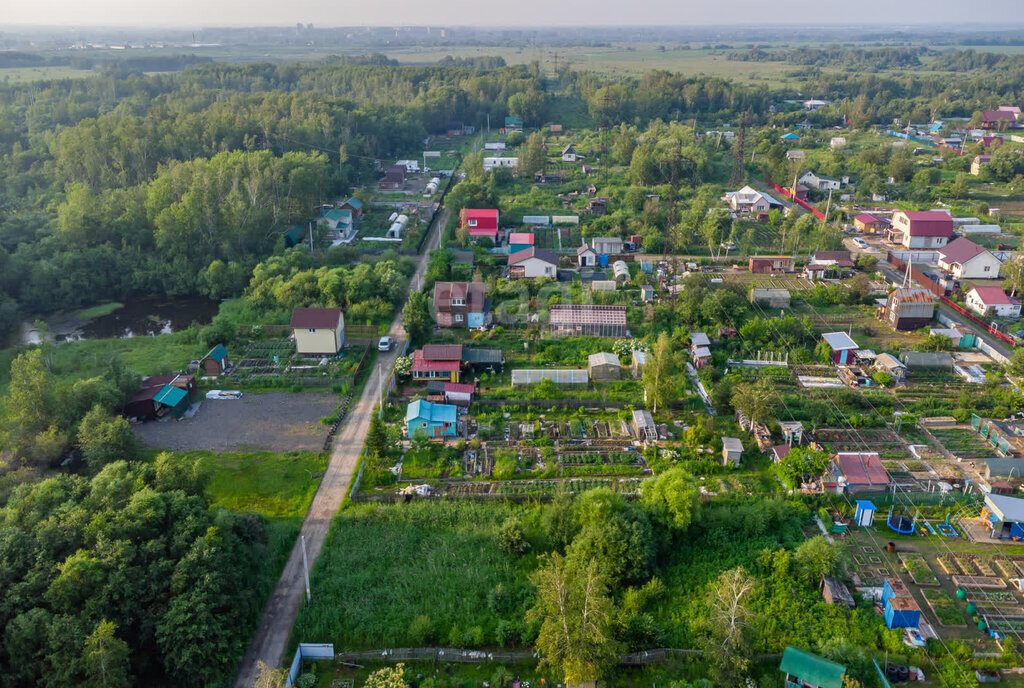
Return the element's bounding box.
[232,208,448,687]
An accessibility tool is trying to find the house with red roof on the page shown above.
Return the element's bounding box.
[830,452,890,494]
[966,286,1021,319]
[411,345,463,383]
[889,210,954,249]
[981,109,1019,130]
[459,208,500,242]
[980,135,1004,149]
[508,232,535,254]
[937,237,1001,279]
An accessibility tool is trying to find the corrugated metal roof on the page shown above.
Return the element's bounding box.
[722,437,744,452]
[690,332,711,347]
[779,647,845,688]
[588,352,621,368]
[420,344,464,361]
[891,288,935,304]
[290,308,342,329]
[938,237,988,265]
[836,452,889,486]
[822,332,858,351]
[406,399,458,423]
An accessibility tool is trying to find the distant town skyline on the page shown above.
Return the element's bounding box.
[5,0,1024,29]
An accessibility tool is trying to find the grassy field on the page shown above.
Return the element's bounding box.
[163,449,327,522]
[0,65,95,83]
[291,500,534,651]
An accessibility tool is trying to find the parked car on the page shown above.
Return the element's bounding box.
[378,336,394,352]
[853,238,868,249]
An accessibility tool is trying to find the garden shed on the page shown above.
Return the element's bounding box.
[884,596,921,630]
[632,410,657,442]
[587,352,621,381]
[900,351,953,372]
[981,493,1024,540]
[821,332,858,365]
[751,287,791,309]
[631,350,649,379]
[854,500,876,527]
[200,344,230,376]
[722,437,744,467]
[821,576,855,609]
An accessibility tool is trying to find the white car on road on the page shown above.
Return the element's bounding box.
[377,336,394,352]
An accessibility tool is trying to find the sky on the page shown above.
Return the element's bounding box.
[4,0,1024,27]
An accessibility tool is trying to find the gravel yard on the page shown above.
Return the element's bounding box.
[135,391,338,453]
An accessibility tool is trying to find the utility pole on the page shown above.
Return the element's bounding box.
[378,362,384,419]
[823,188,833,226]
[301,535,311,603]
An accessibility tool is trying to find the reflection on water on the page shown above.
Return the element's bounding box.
[20,298,219,344]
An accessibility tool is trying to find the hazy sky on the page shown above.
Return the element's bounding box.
[5,0,1024,27]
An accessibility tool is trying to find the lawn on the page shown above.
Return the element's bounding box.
[291,500,534,651]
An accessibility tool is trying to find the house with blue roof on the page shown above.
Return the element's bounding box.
[406,399,459,439]
[201,344,230,376]
[504,116,523,133]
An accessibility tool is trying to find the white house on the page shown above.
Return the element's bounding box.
[723,186,782,215]
[803,99,830,110]
[577,244,598,267]
[483,157,518,171]
[830,137,847,149]
[890,210,955,249]
[484,141,507,151]
[936,237,1002,279]
[966,287,1021,319]
[799,171,841,191]
[561,144,583,162]
[508,247,558,279]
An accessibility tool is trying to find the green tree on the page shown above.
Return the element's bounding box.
[82,620,130,688]
[793,535,843,584]
[77,405,140,472]
[402,291,432,347]
[366,413,389,459]
[498,517,530,555]
[519,132,547,178]
[2,348,56,449]
[777,446,831,489]
[951,171,969,199]
[528,554,621,684]
[642,332,673,413]
[640,466,699,530]
[730,381,778,426]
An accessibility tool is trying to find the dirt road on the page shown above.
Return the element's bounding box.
[232,208,448,687]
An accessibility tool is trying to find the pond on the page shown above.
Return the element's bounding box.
[20,298,219,344]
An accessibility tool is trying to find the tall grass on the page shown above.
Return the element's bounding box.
[292,501,536,650]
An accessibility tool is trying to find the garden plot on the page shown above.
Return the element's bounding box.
[900,553,939,586]
[922,588,966,626]
[815,428,907,454]
[235,338,366,387]
[929,427,994,459]
[135,391,339,453]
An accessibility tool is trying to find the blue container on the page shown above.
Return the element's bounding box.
[641,262,653,274]
[598,254,609,267]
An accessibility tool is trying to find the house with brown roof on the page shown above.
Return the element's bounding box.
[433,281,487,329]
[889,210,954,249]
[411,344,464,383]
[880,287,935,331]
[749,255,795,274]
[937,237,1001,279]
[290,307,344,355]
[378,165,407,191]
[829,452,890,494]
[972,155,992,176]
[981,109,1019,130]
[854,213,889,234]
[508,247,558,279]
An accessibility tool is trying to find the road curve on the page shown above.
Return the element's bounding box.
[233,208,448,687]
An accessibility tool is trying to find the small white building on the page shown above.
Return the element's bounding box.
[484,141,507,151]
[577,244,598,267]
[936,237,1002,279]
[561,144,583,162]
[722,437,744,468]
[483,157,519,171]
[507,247,558,279]
[830,137,847,149]
[591,237,624,255]
[965,286,1022,319]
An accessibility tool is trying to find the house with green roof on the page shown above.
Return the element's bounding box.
[780,646,846,688]
[201,344,230,376]
[153,384,190,418]
[504,116,523,132]
[341,197,364,217]
[318,208,353,232]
